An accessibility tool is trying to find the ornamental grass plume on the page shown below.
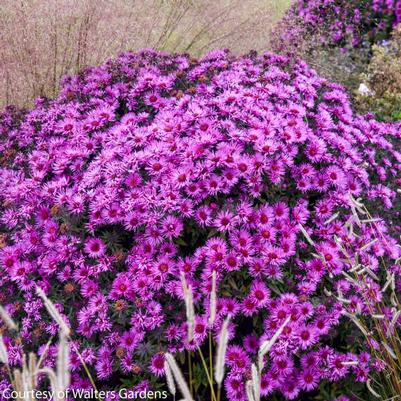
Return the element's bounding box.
[0,305,15,366]
[165,353,194,401]
[36,287,71,336]
[180,272,195,343]
[208,270,217,327]
[8,334,70,401]
[309,197,401,400]
[214,317,230,388]
[55,333,70,396]
[250,363,260,401]
[246,380,256,401]
[0,307,70,401]
[158,296,230,401]
[257,316,291,372]
[0,335,8,365]
[0,305,17,332]
[163,360,176,398]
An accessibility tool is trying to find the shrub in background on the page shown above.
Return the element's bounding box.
[356,26,401,121]
[270,0,401,119]
[272,0,401,54]
[1,49,401,400]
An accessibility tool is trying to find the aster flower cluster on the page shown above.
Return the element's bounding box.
[1,48,401,400]
[273,0,401,52]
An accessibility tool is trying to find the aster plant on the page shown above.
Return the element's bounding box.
[0,48,401,400]
[272,0,401,53]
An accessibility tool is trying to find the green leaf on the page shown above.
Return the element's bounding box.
[174,237,188,246]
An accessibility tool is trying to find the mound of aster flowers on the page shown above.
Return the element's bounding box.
[272,0,401,53]
[1,48,401,400]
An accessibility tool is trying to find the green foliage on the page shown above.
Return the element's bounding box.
[356,27,401,121]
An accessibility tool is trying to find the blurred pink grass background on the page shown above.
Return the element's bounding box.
[0,0,292,108]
